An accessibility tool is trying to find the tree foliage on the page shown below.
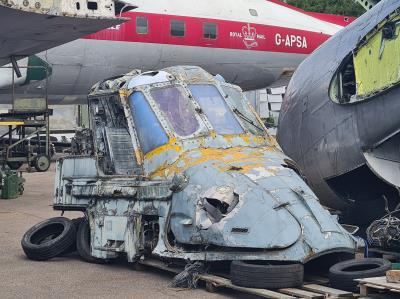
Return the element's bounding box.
[286,0,365,16]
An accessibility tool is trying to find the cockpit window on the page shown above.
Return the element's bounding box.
[189,84,244,135]
[151,86,199,137]
[222,85,265,135]
[330,54,356,104]
[129,92,168,154]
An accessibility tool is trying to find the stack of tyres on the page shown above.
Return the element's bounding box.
[21,217,105,263]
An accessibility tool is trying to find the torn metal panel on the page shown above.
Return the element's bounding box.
[0,0,129,66]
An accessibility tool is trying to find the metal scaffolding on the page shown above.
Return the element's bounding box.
[0,65,51,171]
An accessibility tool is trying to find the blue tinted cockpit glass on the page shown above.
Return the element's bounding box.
[151,86,199,137]
[221,85,265,135]
[129,92,169,154]
[188,84,244,135]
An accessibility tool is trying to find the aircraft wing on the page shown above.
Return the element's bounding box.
[0,0,131,66]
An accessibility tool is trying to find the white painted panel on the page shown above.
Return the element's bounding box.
[268,86,287,94]
[267,94,283,103]
[269,102,282,112]
[259,101,270,118]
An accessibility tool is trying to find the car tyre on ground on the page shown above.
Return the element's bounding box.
[62,217,84,255]
[21,217,76,261]
[329,258,391,292]
[230,260,304,289]
[76,218,107,264]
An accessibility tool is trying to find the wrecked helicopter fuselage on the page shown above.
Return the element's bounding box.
[54,66,356,264]
[277,0,400,228]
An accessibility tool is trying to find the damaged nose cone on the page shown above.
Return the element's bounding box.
[169,152,356,261]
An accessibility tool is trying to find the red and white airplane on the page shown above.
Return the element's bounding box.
[0,0,355,104]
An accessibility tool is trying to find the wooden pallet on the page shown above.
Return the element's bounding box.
[357,276,400,296]
[139,258,356,299]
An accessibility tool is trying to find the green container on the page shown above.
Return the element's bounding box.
[1,171,23,199]
[392,263,400,270]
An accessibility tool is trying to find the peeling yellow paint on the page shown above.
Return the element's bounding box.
[119,89,128,98]
[144,141,182,160]
[150,146,275,179]
[210,131,217,138]
[221,134,271,145]
[222,135,235,143]
[134,149,143,165]
[241,135,251,144]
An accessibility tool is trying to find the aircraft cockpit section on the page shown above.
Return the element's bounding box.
[85,66,274,178]
[55,66,356,265]
[126,73,266,142]
[113,67,273,177]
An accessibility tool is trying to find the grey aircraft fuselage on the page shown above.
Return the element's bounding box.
[0,39,304,105]
[0,0,346,105]
[277,0,400,227]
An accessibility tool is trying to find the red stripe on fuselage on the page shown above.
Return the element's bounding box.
[84,12,331,55]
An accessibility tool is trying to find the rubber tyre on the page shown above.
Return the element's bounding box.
[62,217,84,255]
[230,261,304,289]
[34,154,50,172]
[76,218,107,264]
[329,258,391,292]
[21,217,76,261]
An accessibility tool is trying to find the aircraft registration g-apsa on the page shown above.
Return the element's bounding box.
[278,0,400,228]
[0,0,354,105]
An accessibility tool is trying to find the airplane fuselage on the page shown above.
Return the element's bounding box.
[0,0,344,104]
[278,0,400,228]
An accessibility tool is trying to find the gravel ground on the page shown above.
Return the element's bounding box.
[0,165,249,299]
